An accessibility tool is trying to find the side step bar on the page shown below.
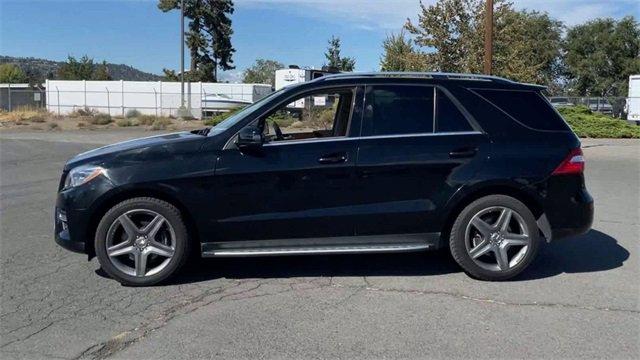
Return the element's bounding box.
[201,233,440,257]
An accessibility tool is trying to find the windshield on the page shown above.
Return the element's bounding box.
[207,88,284,135]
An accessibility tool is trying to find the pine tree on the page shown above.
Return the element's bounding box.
[324,36,355,72]
[158,0,236,82]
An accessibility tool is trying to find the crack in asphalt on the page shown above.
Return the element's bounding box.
[65,275,639,359]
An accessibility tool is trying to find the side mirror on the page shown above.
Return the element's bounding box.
[235,126,264,152]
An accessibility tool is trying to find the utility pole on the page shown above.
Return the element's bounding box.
[180,0,185,108]
[483,0,493,75]
[177,0,190,119]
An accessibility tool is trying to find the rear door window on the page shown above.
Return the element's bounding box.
[474,89,570,131]
[363,85,434,136]
[435,89,473,132]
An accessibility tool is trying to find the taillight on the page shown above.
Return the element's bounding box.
[552,148,585,175]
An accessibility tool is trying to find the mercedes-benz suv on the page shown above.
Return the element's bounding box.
[54,72,593,286]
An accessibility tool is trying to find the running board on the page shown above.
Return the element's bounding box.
[201,233,440,257]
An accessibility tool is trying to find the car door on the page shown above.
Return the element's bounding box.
[211,86,364,243]
[354,84,489,236]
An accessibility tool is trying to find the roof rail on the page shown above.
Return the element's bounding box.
[315,71,518,84]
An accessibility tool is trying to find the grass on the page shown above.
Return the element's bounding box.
[558,106,640,139]
[0,107,50,123]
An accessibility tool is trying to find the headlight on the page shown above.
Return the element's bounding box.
[64,165,106,189]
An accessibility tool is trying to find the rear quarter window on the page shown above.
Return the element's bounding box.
[473,89,570,132]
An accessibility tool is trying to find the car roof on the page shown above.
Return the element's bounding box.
[309,72,546,91]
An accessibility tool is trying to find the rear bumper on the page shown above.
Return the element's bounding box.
[546,186,594,241]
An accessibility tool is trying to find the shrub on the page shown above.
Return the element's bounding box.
[116,118,133,127]
[47,122,60,130]
[558,106,640,138]
[125,109,142,119]
[69,107,95,117]
[203,107,243,126]
[151,118,172,130]
[89,113,112,125]
[137,114,157,125]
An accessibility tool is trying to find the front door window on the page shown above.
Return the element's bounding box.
[262,89,355,142]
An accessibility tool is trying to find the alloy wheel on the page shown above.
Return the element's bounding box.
[464,206,531,272]
[105,209,176,277]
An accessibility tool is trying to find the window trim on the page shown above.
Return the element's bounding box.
[263,130,483,147]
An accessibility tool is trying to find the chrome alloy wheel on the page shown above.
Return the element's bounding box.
[464,206,531,272]
[105,209,176,277]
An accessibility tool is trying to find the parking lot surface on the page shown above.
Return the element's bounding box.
[1,130,638,359]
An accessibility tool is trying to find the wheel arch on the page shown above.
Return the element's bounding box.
[84,186,200,260]
[439,182,545,245]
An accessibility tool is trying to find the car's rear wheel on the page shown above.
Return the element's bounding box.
[95,197,190,286]
[449,195,540,281]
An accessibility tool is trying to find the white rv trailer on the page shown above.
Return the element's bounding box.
[627,75,640,124]
[275,68,336,109]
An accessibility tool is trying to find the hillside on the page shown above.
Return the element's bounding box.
[0,56,163,82]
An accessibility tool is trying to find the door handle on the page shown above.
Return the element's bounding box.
[318,153,347,164]
[449,147,477,159]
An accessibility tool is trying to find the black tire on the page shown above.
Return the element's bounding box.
[95,197,190,286]
[449,195,541,281]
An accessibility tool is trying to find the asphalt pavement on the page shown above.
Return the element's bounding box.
[1,130,638,359]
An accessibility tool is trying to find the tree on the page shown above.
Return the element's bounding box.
[324,36,356,72]
[404,0,563,85]
[242,59,284,86]
[57,55,95,80]
[92,61,112,80]
[162,68,180,81]
[0,64,27,83]
[564,16,640,97]
[380,31,428,71]
[158,0,236,82]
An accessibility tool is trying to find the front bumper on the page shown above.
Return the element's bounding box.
[54,206,87,254]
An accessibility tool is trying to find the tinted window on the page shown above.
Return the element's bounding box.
[436,89,473,132]
[475,89,570,131]
[364,85,434,136]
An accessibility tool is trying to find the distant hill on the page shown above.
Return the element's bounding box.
[0,56,163,82]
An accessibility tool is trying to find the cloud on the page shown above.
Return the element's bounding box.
[236,0,638,30]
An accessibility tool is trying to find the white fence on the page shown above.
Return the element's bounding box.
[45,80,272,119]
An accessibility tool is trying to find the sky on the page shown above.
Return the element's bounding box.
[1,0,638,82]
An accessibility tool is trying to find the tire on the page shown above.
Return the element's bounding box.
[95,197,190,286]
[449,195,540,281]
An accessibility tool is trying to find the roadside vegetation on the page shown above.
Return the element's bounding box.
[0,107,205,132]
[559,106,640,138]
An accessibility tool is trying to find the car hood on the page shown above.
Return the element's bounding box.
[65,131,207,169]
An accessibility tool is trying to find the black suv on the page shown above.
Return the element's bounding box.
[55,72,593,285]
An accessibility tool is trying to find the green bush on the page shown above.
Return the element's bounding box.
[125,109,142,119]
[558,106,640,138]
[151,117,172,130]
[89,113,112,125]
[203,108,243,126]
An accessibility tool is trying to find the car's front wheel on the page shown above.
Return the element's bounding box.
[449,195,541,281]
[95,197,190,286]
